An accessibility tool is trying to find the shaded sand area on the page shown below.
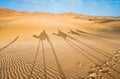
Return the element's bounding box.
[0,10,120,79]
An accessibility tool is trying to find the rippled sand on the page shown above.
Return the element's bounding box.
[0,15,120,79]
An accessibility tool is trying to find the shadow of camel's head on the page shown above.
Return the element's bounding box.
[32,34,36,37]
[32,34,38,38]
[53,33,56,35]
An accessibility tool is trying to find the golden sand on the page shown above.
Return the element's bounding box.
[0,10,120,79]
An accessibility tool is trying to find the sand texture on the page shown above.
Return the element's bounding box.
[0,8,120,79]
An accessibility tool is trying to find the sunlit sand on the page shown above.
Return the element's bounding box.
[0,8,120,79]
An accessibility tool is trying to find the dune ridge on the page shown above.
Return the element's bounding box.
[0,8,120,79]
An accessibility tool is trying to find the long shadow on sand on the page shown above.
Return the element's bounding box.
[0,36,19,51]
[68,30,111,57]
[75,29,120,50]
[29,30,66,79]
[53,29,120,79]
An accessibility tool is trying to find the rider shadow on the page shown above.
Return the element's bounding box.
[53,29,82,50]
[32,30,66,79]
[68,29,112,57]
[33,30,49,41]
[31,30,49,79]
[53,30,104,76]
[68,29,80,36]
[76,29,88,34]
[54,30,106,62]
[53,29,75,40]
[53,30,119,78]
[68,29,90,38]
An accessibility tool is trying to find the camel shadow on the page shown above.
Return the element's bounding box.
[32,30,49,41]
[31,30,66,79]
[53,29,75,40]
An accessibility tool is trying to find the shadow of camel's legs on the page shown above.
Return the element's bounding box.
[47,37,66,79]
[75,29,120,49]
[41,40,47,79]
[28,39,40,79]
[64,39,117,79]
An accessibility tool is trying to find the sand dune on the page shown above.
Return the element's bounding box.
[0,8,120,79]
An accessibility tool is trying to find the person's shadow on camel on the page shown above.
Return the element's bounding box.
[53,29,75,40]
[32,30,49,41]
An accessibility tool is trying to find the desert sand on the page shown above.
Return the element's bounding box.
[0,8,120,79]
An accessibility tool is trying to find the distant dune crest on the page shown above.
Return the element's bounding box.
[0,8,79,16]
[0,8,120,35]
